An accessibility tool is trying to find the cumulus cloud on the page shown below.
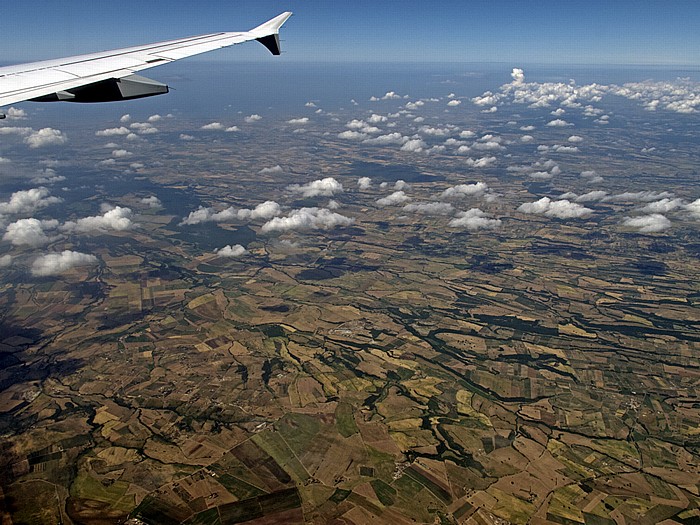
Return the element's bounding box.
[400,138,427,152]
[0,187,62,217]
[31,250,98,276]
[685,198,700,218]
[25,128,67,148]
[141,196,162,208]
[62,206,133,233]
[465,156,497,168]
[244,114,262,123]
[622,214,671,233]
[448,208,502,230]
[403,202,454,215]
[180,134,195,141]
[447,99,461,106]
[357,177,372,190]
[287,117,309,125]
[440,182,489,199]
[604,190,674,203]
[261,207,354,233]
[130,122,158,134]
[371,91,404,101]
[180,207,216,225]
[6,107,27,120]
[363,132,408,146]
[568,135,584,143]
[0,254,11,267]
[511,68,525,85]
[259,165,284,175]
[215,244,247,257]
[574,190,608,202]
[338,130,368,141]
[147,114,162,122]
[237,201,282,220]
[518,197,593,219]
[287,177,343,198]
[201,122,225,130]
[546,119,571,127]
[367,114,388,124]
[376,191,411,207]
[112,149,132,158]
[31,169,65,185]
[226,126,239,132]
[3,218,59,246]
[638,198,684,214]
[96,126,130,136]
[120,114,131,123]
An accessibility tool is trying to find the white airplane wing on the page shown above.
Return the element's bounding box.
[0,11,292,111]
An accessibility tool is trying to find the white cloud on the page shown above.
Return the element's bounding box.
[638,198,684,214]
[375,91,403,100]
[357,177,372,190]
[0,187,62,217]
[31,250,98,276]
[215,244,247,257]
[261,207,354,233]
[440,182,488,199]
[546,119,571,127]
[338,130,368,141]
[0,126,32,136]
[403,202,454,215]
[400,139,427,152]
[363,132,408,145]
[259,165,284,175]
[141,196,162,208]
[3,218,59,246]
[685,198,700,218]
[31,169,65,185]
[448,208,502,230]
[622,214,671,233]
[511,68,525,85]
[367,114,388,124]
[62,206,133,233]
[201,122,225,130]
[459,130,475,139]
[551,144,579,153]
[419,126,451,137]
[112,149,132,158]
[147,114,162,122]
[180,134,195,141]
[6,107,27,120]
[0,254,11,267]
[287,117,309,125]
[394,180,409,190]
[287,177,343,198]
[574,190,608,202]
[376,191,410,207]
[604,191,674,203]
[305,101,317,108]
[226,126,240,132]
[237,201,282,221]
[568,135,584,143]
[518,197,593,219]
[25,128,67,148]
[244,114,262,123]
[346,119,381,134]
[521,135,534,143]
[465,156,497,168]
[447,99,461,107]
[120,114,131,123]
[96,126,130,136]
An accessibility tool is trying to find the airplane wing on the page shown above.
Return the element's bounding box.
[0,11,292,111]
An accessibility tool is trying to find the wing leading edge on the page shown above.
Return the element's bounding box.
[0,11,292,111]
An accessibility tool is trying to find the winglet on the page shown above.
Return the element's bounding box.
[249,11,293,55]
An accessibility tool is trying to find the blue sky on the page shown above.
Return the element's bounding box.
[2,0,699,65]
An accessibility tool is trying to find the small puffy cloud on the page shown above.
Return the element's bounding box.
[31,250,98,276]
[120,114,131,123]
[459,130,475,139]
[338,130,368,141]
[305,101,317,108]
[621,214,671,233]
[62,206,133,233]
[0,187,62,216]
[31,169,65,185]
[638,198,684,214]
[96,126,130,136]
[568,135,584,143]
[400,139,427,152]
[551,144,579,153]
[129,122,158,134]
[261,207,354,233]
[685,198,700,218]
[357,177,372,190]
[287,177,343,198]
[226,126,240,132]
[180,207,215,225]
[141,196,162,208]
[3,218,59,246]
[546,119,571,127]
[346,119,380,134]
[25,128,67,148]
[465,156,497,168]
[6,107,27,120]
[367,114,388,124]
[405,100,424,110]
[574,190,608,202]
[448,208,501,230]
[180,134,195,141]
[287,117,309,125]
[259,165,284,175]
[419,126,451,137]
[580,170,603,183]
[521,135,534,143]
[511,68,525,84]
[0,254,11,267]
[472,91,498,106]
[215,244,247,257]
[440,182,488,199]
[403,202,454,215]
[244,114,262,123]
[604,190,673,203]
[363,132,408,146]
[518,197,593,219]
[112,149,132,158]
[237,201,282,221]
[376,191,410,207]
[520,125,535,131]
[447,99,461,106]
[394,180,409,190]
[201,122,225,130]
[377,91,403,100]
[147,114,162,122]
